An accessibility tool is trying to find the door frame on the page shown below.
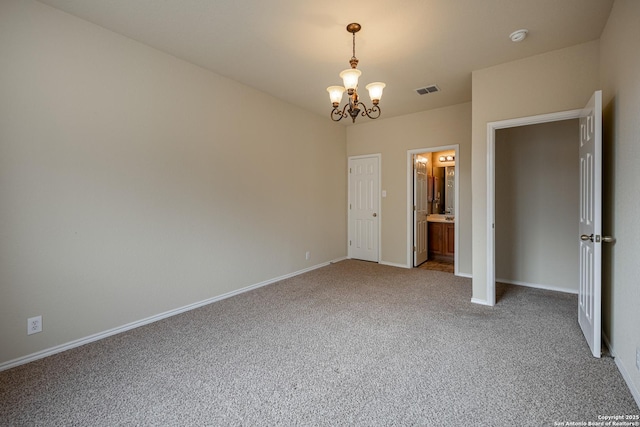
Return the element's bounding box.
[406,145,459,272]
[485,110,581,306]
[348,154,382,262]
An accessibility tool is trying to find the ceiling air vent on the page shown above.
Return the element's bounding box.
[416,85,440,95]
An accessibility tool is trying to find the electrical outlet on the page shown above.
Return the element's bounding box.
[27,316,42,335]
[636,347,640,371]
[305,251,311,260]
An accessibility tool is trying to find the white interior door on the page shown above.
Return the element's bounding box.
[414,156,428,266]
[349,156,379,262]
[578,90,602,358]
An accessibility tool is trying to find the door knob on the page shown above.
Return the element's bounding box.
[580,234,615,243]
[372,213,377,217]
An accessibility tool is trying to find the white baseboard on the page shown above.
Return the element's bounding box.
[379,261,411,269]
[470,297,494,306]
[456,271,472,279]
[473,279,576,309]
[603,331,613,356]
[496,277,578,294]
[602,332,640,409]
[614,356,640,409]
[0,261,332,372]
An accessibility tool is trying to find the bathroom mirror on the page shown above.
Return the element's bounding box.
[431,166,455,214]
[445,166,455,214]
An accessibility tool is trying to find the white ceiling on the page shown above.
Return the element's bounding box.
[37,0,614,123]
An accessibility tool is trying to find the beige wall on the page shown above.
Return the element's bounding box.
[495,120,579,292]
[0,0,347,365]
[471,41,600,303]
[599,0,640,404]
[346,103,472,274]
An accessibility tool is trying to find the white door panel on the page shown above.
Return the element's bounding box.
[349,156,379,262]
[578,90,602,358]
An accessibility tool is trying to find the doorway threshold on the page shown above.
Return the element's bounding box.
[419,259,454,273]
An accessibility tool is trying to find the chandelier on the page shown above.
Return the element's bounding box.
[326,23,386,123]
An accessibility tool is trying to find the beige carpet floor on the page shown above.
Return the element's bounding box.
[1,260,637,426]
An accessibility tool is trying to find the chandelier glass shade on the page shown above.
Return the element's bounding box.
[327,23,385,123]
[339,68,361,90]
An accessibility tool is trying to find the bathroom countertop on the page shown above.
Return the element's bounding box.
[427,214,455,223]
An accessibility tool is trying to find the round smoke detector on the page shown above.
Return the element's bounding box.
[509,29,528,42]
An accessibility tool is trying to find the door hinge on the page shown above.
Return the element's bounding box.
[413,246,417,252]
[349,203,352,210]
[349,167,352,173]
[349,240,352,246]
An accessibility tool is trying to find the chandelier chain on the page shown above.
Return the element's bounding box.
[352,31,356,61]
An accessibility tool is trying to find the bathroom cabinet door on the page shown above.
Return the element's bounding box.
[445,223,455,256]
[428,222,443,255]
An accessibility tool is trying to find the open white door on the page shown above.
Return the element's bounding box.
[413,156,428,266]
[349,156,380,262]
[578,90,602,358]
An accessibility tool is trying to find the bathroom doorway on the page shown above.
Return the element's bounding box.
[406,145,459,273]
